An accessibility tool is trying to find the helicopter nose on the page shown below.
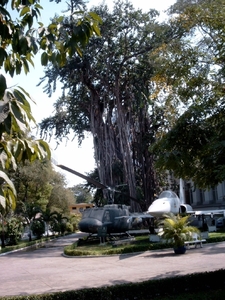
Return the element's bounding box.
[78,218,103,233]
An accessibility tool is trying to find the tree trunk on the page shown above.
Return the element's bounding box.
[114,78,142,212]
[0,232,5,248]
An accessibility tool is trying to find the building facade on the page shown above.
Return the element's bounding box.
[185,181,225,210]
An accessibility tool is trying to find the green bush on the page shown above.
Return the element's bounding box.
[5,217,23,245]
[51,220,67,235]
[65,222,73,233]
[64,238,174,257]
[31,219,45,239]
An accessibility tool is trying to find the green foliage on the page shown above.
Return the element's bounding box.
[31,218,45,238]
[47,175,73,214]
[19,202,41,241]
[14,160,52,209]
[12,159,72,214]
[65,222,73,233]
[5,216,23,245]
[20,202,40,223]
[151,0,225,189]
[68,213,81,232]
[39,0,173,210]
[50,212,68,235]
[158,214,200,248]
[63,231,225,257]
[0,0,101,213]
[0,1,102,74]
[152,101,225,188]
[70,184,93,204]
[0,235,54,254]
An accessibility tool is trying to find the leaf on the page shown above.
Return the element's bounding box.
[0,192,6,210]
[72,10,84,15]
[36,139,51,160]
[19,37,29,55]
[75,46,82,57]
[20,6,30,17]
[0,74,7,99]
[0,46,8,67]
[0,170,16,196]
[38,26,45,37]
[26,52,35,67]
[92,23,101,36]
[88,12,103,24]
[16,86,32,101]
[0,6,11,19]
[13,138,25,163]
[40,37,47,50]
[24,140,37,162]
[34,3,43,10]
[9,101,28,133]
[15,60,22,75]
[23,59,30,74]
[0,146,10,170]
[41,52,49,66]
[56,16,64,23]
[48,23,57,32]
[6,188,16,210]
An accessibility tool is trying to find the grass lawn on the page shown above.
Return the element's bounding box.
[64,230,225,256]
[1,230,225,256]
[0,236,57,255]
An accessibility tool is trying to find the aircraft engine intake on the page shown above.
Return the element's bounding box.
[180,204,194,214]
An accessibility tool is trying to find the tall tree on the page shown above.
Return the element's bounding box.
[39,0,175,211]
[13,159,73,213]
[70,184,92,204]
[40,207,57,237]
[47,170,74,213]
[20,202,40,241]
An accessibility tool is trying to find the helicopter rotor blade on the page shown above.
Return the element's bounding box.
[57,164,143,205]
[57,165,107,189]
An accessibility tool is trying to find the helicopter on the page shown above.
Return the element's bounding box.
[57,165,152,236]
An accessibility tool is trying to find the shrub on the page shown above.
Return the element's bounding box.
[65,222,73,233]
[31,219,45,239]
[6,217,23,246]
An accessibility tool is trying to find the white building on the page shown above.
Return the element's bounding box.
[185,181,225,210]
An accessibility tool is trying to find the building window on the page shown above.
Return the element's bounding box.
[199,189,205,204]
[186,183,193,204]
[222,182,225,201]
[210,186,218,203]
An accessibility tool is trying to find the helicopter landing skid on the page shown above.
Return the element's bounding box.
[125,231,133,238]
[106,231,133,241]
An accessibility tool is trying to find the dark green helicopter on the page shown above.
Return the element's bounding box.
[57,165,152,236]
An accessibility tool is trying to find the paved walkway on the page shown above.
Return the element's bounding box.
[0,234,225,297]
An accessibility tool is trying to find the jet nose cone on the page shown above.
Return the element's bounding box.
[148,207,163,217]
[148,199,171,217]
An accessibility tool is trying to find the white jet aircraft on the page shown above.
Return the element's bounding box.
[147,190,194,217]
[148,189,225,219]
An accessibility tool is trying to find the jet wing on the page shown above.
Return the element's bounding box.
[131,213,154,218]
[194,210,225,217]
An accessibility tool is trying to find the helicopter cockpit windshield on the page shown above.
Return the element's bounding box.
[89,209,105,221]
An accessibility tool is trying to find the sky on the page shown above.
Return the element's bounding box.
[5,0,176,187]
